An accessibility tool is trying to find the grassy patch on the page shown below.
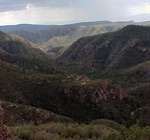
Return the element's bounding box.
[10,122,116,140]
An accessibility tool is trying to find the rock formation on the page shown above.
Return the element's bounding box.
[0,102,14,140]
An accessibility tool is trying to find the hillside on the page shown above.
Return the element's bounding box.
[0,21,134,55]
[0,31,60,74]
[58,25,150,104]
[59,25,150,67]
[0,24,150,140]
[9,25,78,45]
[8,30,40,45]
[0,61,136,125]
[1,101,73,126]
[3,21,150,59]
[0,31,137,125]
[40,21,150,57]
[58,25,149,74]
[43,21,134,57]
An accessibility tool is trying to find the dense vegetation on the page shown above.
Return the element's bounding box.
[10,121,117,140]
[9,122,150,140]
[58,25,150,101]
[106,125,150,140]
[0,24,150,139]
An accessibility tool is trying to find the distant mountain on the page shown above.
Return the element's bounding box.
[7,21,115,47]
[9,25,77,45]
[0,21,112,32]
[70,20,112,26]
[44,21,135,57]
[1,21,134,51]
[0,24,49,32]
[2,21,150,58]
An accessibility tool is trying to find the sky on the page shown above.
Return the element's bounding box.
[1,0,150,25]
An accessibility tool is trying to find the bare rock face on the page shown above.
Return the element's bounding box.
[0,102,14,140]
[62,81,128,104]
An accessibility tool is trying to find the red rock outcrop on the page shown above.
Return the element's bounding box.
[62,80,128,104]
[0,102,14,140]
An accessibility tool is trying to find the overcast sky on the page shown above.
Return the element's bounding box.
[1,0,150,25]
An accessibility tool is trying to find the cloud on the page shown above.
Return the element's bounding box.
[78,0,131,21]
[0,3,86,25]
[0,0,78,12]
[129,3,150,15]
[1,0,150,25]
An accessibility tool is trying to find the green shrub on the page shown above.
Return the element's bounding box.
[91,119,123,130]
[10,122,115,140]
[106,125,150,140]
